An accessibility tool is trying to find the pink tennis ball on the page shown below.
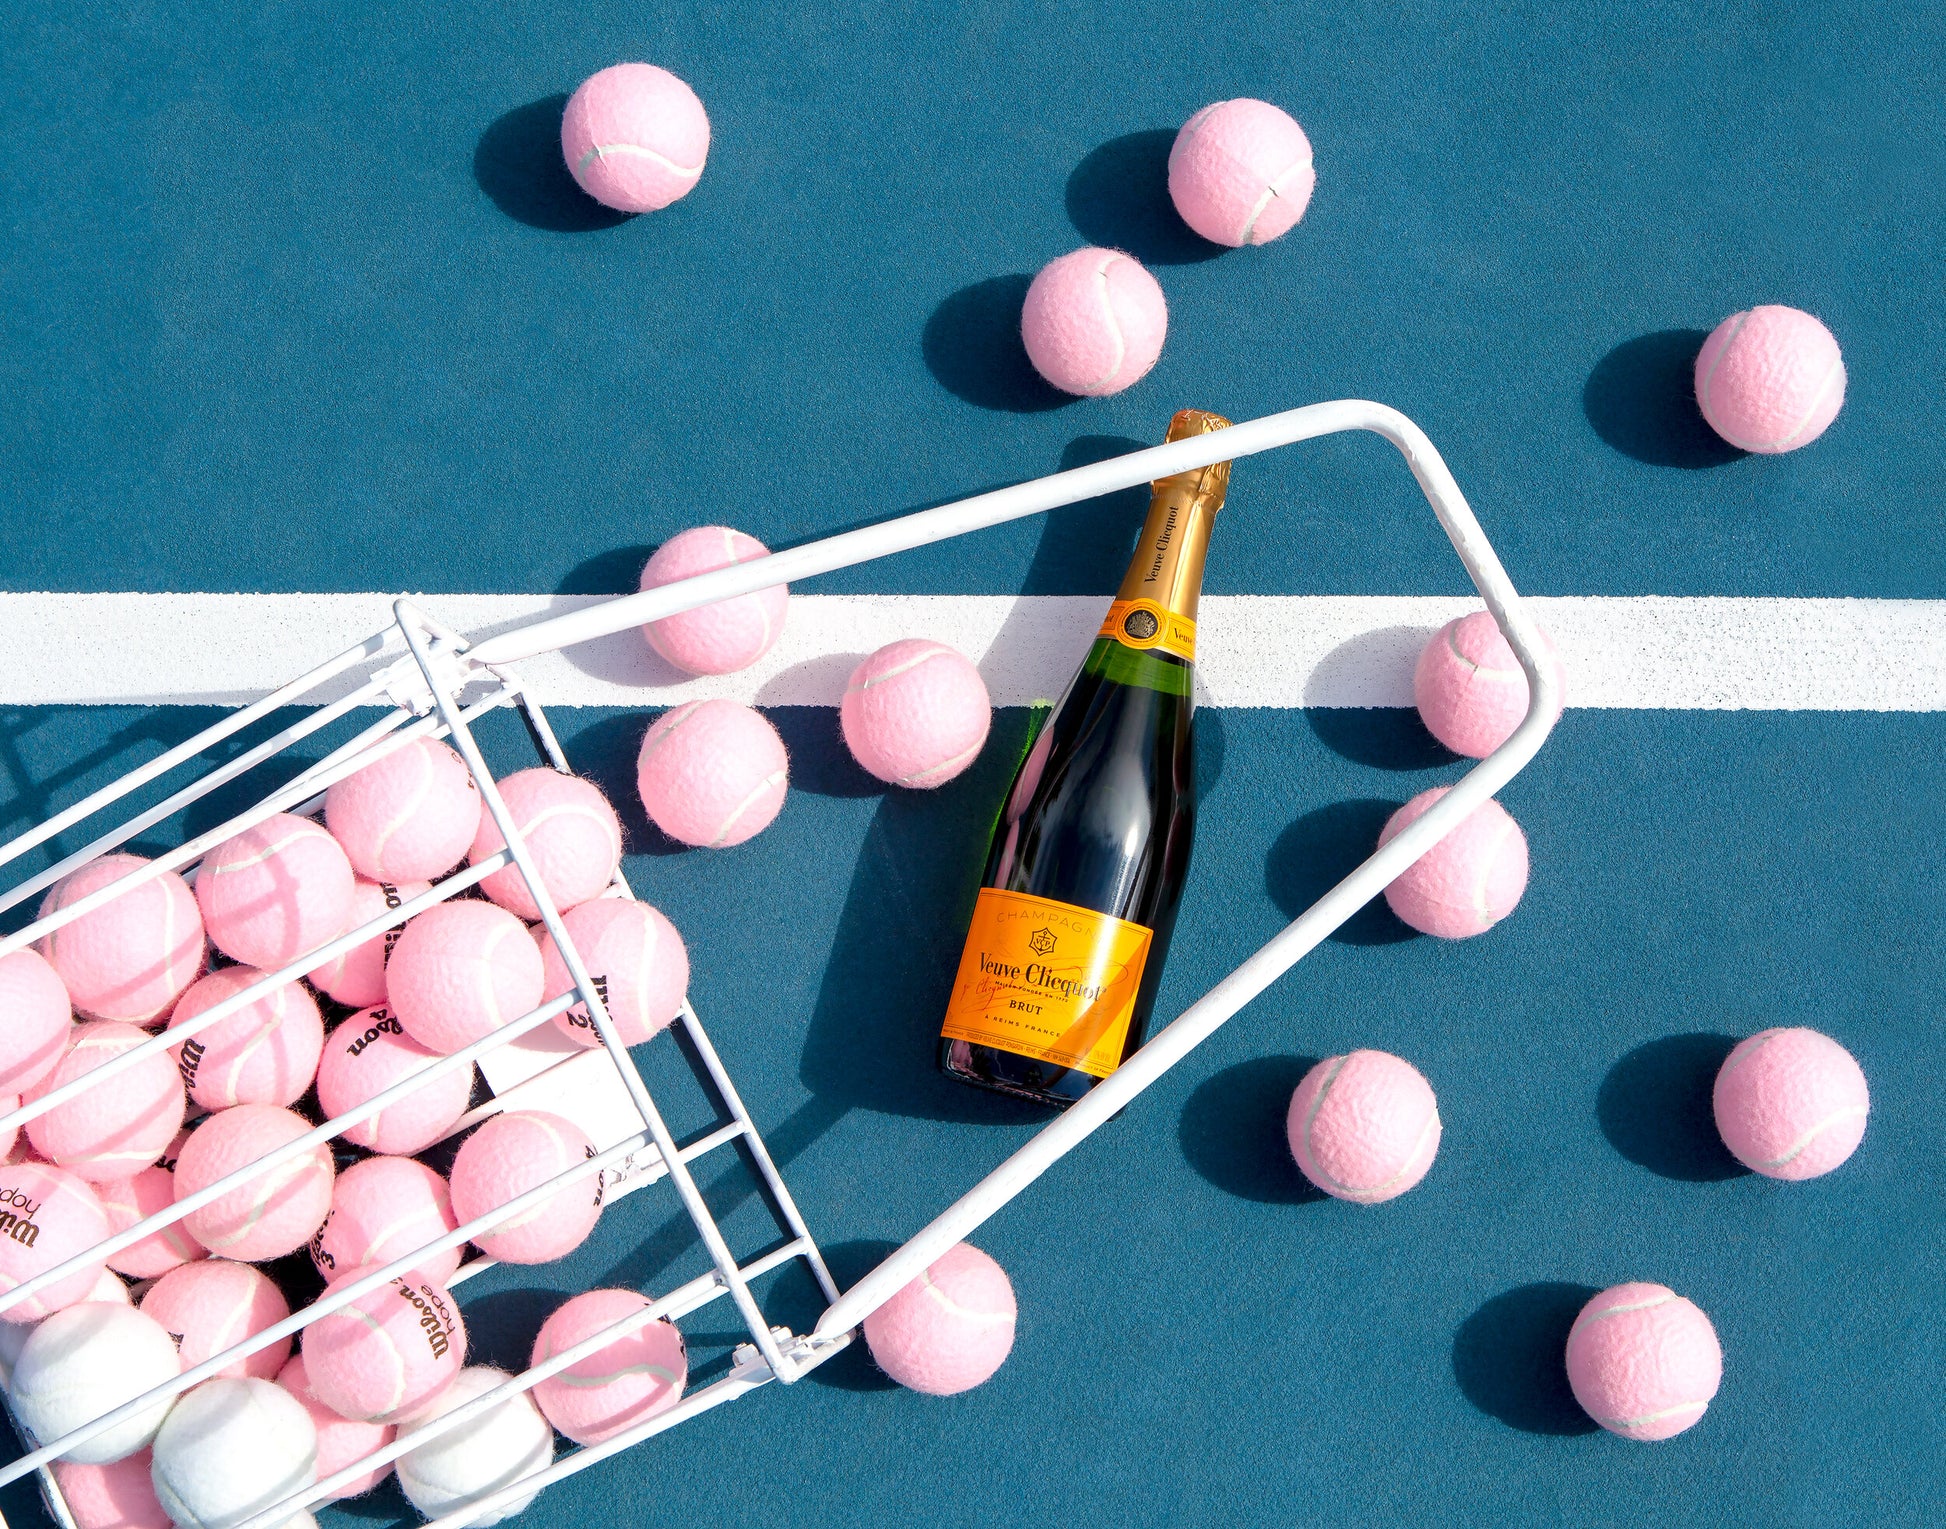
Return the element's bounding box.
[1020,247,1167,397]
[537,897,690,1049]
[140,1258,291,1381]
[52,1451,171,1529]
[1694,305,1845,453]
[311,1156,460,1287]
[196,814,355,972]
[562,62,710,214]
[1286,1050,1442,1203]
[0,1161,111,1321]
[277,1352,396,1499]
[301,1268,466,1424]
[449,1109,602,1265]
[99,1137,206,1279]
[386,901,546,1055]
[469,769,623,921]
[1712,1026,1869,1180]
[1168,98,1316,247]
[325,739,482,884]
[306,877,427,1009]
[638,526,789,676]
[0,948,73,1094]
[862,1241,1016,1396]
[637,700,789,849]
[27,1021,186,1182]
[1377,787,1529,939]
[173,1104,334,1263]
[530,1288,686,1445]
[1565,1282,1723,1440]
[841,639,993,788]
[315,1009,473,1156]
[38,855,205,1026]
[1414,611,1567,760]
[167,967,324,1111]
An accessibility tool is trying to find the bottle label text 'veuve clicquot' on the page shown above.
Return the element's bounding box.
[939,888,1154,1079]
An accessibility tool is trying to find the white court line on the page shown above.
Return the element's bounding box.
[0,593,1940,710]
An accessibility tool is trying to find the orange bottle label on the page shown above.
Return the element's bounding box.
[939,888,1153,1080]
[1098,598,1197,663]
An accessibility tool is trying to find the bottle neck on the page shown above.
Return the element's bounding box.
[1098,410,1231,665]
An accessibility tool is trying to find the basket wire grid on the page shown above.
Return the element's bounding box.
[0,400,1556,1529]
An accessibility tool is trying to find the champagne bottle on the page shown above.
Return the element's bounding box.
[938,409,1232,1107]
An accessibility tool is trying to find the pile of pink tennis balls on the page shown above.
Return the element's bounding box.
[0,740,707,1507]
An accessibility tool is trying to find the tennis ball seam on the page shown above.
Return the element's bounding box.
[848,643,955,693]
[902,739,983,787]
[1300,1054,1438,1198]
[580,142,705,179]
[636,701,704,768]
[918,1268,1013,1327]
[547,1361,682,1391]
[1084,252,1129,392]
[1759,1104,1870,1168]
[198,1151,319,1252]
[1603,1399,1708,1431]
[367,749,436,873]
[204,822,326,878]
[1237,154,1313,245]
[1471,815,1522,924]
[1578,1291,1676,1322]
[709,770,787,848]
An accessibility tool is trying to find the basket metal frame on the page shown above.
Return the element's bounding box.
[0,400,1556,1529]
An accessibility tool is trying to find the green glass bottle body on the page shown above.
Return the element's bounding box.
[937,410,1231,1108]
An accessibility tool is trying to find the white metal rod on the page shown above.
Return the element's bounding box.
[813,403,1558,1340]
[466,400,1401,668]
[0,629,393,879]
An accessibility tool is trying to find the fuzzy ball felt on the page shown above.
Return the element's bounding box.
[1286,1050,1441,1203]
[27,1020,187,1182]
[300,1270,465,1425]
[1712,1026,1869,1179]
[469,769,623,921]
[140,1258,291,1381]
[276,1353,395,1501]
[1168,98,1315,247]
[537,897,690,1050]
[530,1288,685,1445]
[11,1301,183,1464]
[0,948,74,1095]
[148,1376,319,1529]
[638,526,789,676]
[1694,305,1845,453]
[1565,1282,1723,1440]
[636,700,789,849]
[325,740,481,885]
[0,1161,111,1321]
[51,1451,171,1529]
[1020,247,1167,397]
[562,62,709,214]
[385,901,546,1055]
[861,1241,1016,1396]
[38,855,205,1026]
[196,815,355,973]
[448,1109,602,1265]
[841,639,992,788]
[1413,610,1567,759]
[173,1104,334,1264]
[304,878,426,1009]
[167,968,324,1111]
[1377,787,1529,938]
[385,898,548,1058]
[315,1009,473,1156]
[99,1137,206,1279]
[310,1156,460,1287]
[394,1365,554,1527]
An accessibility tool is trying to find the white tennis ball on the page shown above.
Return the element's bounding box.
[11,1302,182,1464]
[395,1366,555,1528]
[150,1377,317,1529]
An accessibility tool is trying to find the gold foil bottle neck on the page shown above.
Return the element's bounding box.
[1153,408,1233,506]
[1114,409,1234,617]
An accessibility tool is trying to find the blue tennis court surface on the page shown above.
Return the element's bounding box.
[3,2,1944,1526]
